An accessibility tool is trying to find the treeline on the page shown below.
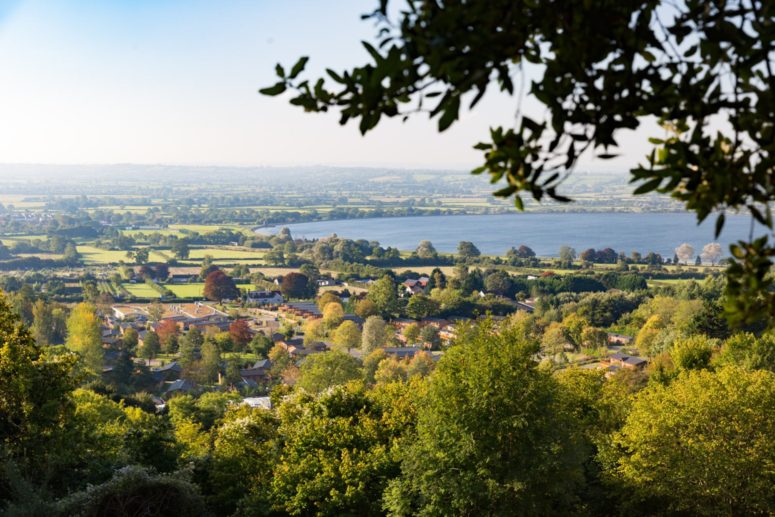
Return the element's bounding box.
[1,293,773,515]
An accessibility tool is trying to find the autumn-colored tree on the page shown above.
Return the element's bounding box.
[156,320,179,345]
[280,272,314,299]
[322,302,344,329]
[354,298,378,319]
[229,319,253,350]
[316,292,341,312]
[203,270,241,301]
[66,302,104,374]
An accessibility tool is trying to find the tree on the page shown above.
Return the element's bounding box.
[66,302,104,373]
[0,292,77,466]
[249,332,273,358]
[128,247,150,265]
[332,320,361,351]
[366,275,399,317]
[383,320,584,515]
[302,319,325,345]
[147,302,164,323]
[296,351,362,393]
[674,243,695,265]
[415,240,438,259]
[483,270,513,296]
[203,270,241,301]
[419,325,441,350]
[457,240,481,259]
[316,291,341,312]
[700,242,723,265]
[515,244,535,258]
[122,327,139,351]
[156,319,179,353]
[263,0,775,323]
[270,386,397,515]
[322,302,344,328]
[31,299,55,346]
[407,350,435,378]
[374,357,408,384]
[609,367,775,515]
[171,238,190,259]
[581,327,608,350]
[279,272,314,299]
[541,321,569,356]
[361,315,388,353]
[229,319,253,350]
[405,294,440,319]
[207,405,279,515]
[403,322,421,345]
[715,332,775,372]
[138,331,160,365]
[354,298,378,318]
[200,341,221,384]
[559,246,577,264]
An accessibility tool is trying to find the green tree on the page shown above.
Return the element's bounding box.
[384,319,584,515]
[332,320,361,352]
[65,302,104,373]
[715,332,775,372]
[0,293,77,468]
[415,240,438,259]
[403,322,421,345]
[122,327,139,351]
[200,341,221,384]
[207,405,279,515]
[457,240,481,259]
[296,351,362,393]
[366,275,399,317]
[31,299,55,346]
[138,331,160,365]
[263,0,775,324]
[670,335,714,371]
[405,294,440,319]
[270,385,397,515]
[361,315,388,353]
[608,367,775,515]
[171,238,190,259]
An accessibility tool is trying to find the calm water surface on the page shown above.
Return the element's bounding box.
[258,212,769,258]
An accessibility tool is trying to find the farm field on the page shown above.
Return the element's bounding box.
[123,283,162,298]
[77,246,170,264]
[189,247,266,260]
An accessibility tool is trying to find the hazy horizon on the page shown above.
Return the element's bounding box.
[0,0,657,172]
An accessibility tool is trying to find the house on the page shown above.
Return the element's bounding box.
[243,397,272,410]
[247,290,284,306]
[606,352,647,370]
[608,333,634,345]
[151,361,183,384]
[240,359,272,384]
[163,379,196,397]
[316,276,337,287]
[401,276,430,296]
[515,301,535,313]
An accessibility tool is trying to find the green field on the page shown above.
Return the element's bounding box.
[123,283,162,298]
[77,245,170,265]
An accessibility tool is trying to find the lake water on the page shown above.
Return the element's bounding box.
[257,212,769,258]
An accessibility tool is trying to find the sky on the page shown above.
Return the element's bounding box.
[0,0,655,171]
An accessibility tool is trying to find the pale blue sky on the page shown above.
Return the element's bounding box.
[0,0,653,170]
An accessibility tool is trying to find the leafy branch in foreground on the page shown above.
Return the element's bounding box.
[261,0,774,324]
